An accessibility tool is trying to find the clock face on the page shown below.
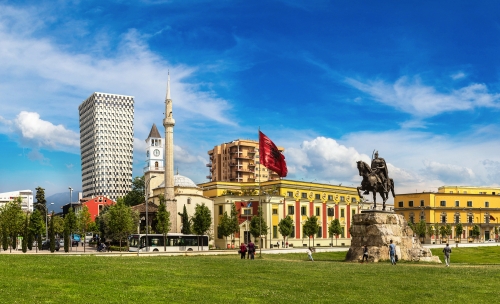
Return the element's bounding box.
[153,149,160,157]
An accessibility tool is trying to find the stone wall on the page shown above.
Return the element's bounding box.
[345,211,440,263]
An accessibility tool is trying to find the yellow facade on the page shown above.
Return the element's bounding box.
[395,186,500,242]
[207,139,284,183]
[199,179,361,249]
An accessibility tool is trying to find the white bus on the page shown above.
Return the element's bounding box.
[128,233,209,252]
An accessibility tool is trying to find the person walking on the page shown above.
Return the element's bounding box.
[248,240,255,260]
[239,242,247,260]
[388,240,396,265]
[306,247,314,261]
[443,243,452,267]
[362,245,369,262]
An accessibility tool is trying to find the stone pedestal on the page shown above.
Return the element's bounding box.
[346,211,440,263]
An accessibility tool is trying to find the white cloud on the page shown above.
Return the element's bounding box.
[451,71,466,80]
[4,111,80,152]
[421,161,475,184]
[345,76,500,118]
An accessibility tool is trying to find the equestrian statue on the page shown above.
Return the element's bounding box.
[356,151,395,211]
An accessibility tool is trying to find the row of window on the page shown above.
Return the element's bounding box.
[218,205,349,218]
[286,191,356,202]
[407,213,493,224]
[217,225,347,239]
[398,200,491,208]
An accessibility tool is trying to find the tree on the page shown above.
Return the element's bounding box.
[103,198,138,249]
[229,203,239,245]
[77,205,93,252]
[1,198,25,252]
[49,212,56,252]
[64,207,77,251]
[414,220,427,242]
[455,223,463,242]
[439,225,452,242]
[303,216,320,247]
[426,224,435,242]
[155,198,171,251]
[494,226,498,240]
[328,219,342,246]
[22,213,29,253]
[34,187,47,221]
[123,176,145,206]
[278,216,294,246]
[434,223,440,243]
[28,209,44,252]
[249,205,268,254]
[471,225,480,241]
[192,203,212,250]
[217,211,232,248]
[52,216,65,238]
[178,205,192,234]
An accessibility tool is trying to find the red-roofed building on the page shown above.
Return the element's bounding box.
[76,196,116,221]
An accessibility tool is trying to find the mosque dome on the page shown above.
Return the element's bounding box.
[174,174,198,188]
[157,174,198,189]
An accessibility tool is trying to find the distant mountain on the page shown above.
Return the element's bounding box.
[43,191,81,214]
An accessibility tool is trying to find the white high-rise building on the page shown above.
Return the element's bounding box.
[78,92,135,201]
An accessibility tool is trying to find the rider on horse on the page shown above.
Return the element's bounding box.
[363,151,388,194]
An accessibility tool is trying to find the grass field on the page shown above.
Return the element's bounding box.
[1,247,500,303]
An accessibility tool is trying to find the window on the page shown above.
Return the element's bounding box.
[340,196,345,202]
[287,191,293,197]
[398,201,403,207]
[455,201,459,207]
[316,207,320,216]
[301,206,307,216]
[242,208,252,215]
[272,208,278,215]
[441,215,446,223]
[485,202,489,207]
[301,192,307,199]
[420,212,425,221]
[440,201,446,207]
[341,209,345,218]
[352,198,357,203]
[409,215,414,224]
[420,200,424,207]
[409,201,414,207]
[328,195,333,201]
[327,208,334,216]
[468,215,473,223]
[273,226,278,238]
[467,201,472,207]
[315,194,321,200]
[455,214,460,224]
[218,205,223,215]
[288,206,294,215]
[317,227,322,238]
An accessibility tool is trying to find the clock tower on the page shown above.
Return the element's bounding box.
[144,123,164,196]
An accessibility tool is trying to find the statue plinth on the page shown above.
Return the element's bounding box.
[345,212,440,263]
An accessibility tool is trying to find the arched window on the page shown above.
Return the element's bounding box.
[187,197,192,204]
[420,211,425,221]
[440,212,447,224]
[454,212,460,224]
[409,212,415,224]
[155,161,159,169]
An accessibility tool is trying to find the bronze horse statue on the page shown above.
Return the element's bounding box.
[356,160,395,210]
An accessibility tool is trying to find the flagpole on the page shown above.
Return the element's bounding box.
[258,127,262,257]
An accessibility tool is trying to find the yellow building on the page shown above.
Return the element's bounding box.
[395,186,500,243]
[199,179,361,249]
[207,139,284,183]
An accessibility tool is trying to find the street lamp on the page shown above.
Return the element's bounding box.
[145,176,156,253]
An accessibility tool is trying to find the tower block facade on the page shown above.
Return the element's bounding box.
[163,74,177,231]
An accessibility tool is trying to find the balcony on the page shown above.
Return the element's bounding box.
[247,149,255,154]
[229,163,238,166]
[206,175,212,180]
[206,163,212,167]
[143,166,165,172]
[235,155,252,160]
[237,168,255,173]
[248,162,255,167]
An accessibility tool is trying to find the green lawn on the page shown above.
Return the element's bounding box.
[1,247,500,303]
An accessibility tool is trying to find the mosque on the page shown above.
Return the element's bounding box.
[141,74,214,236]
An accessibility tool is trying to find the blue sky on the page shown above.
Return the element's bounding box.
[2,0,500,198]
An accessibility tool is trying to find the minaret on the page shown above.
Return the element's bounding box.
[163,72,177,231]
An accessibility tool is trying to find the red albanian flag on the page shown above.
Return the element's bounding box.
[259,131,287,178]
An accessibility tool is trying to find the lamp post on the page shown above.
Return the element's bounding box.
[145,176,156,253]
[40,203,54,239]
